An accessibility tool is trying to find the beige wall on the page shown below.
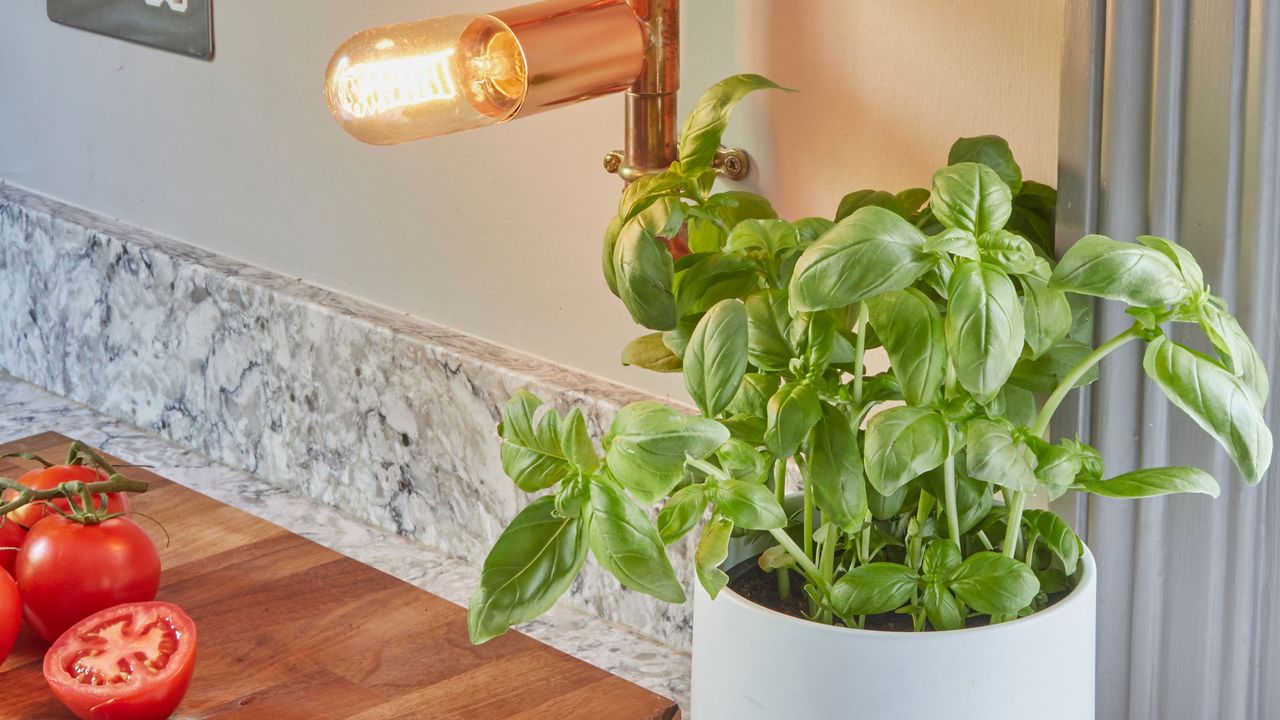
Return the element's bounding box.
[0,1,1062,399]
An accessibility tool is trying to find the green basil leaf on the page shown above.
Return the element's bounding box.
[1022,509,1081,575]
[765,381,822,459]
[1019,276,1073,359]
[864,406,949,495]
[831,562,918,617]
[727,372,780,418]
[614,216,677,331]
[618,169,686,223]
[468,496,589,643]
[1008,338,1098,393]
[602,215,624,297]
[679,74,787,174]
[605,403,730,503]
[977,229,1038,275]
[966,419,1037,492]
[802,404,869,533]
[621,332,682,373]
[657,483,708,544]
[1032,443,1082,501]
[725,218,799,256]
[674,252,760,316]
[948,135,1023,195]
[794,311,837,373]
[498,390,572,492]
[712,478,787,530]
[925,228,980,260]
[945,262,1025,403]
[993,385,1038,428]
[1076,466,1220,499]
[1137,235,1205,291]
[1199,302,1269,408]
[559,408,599,473]
[897,187,932,215]
[661,316,697,360]
[789,206,933,312]
[868,288,947,406]
[1050,234,1191,308]
[949,552,1039,615]
[706,190,778,227]
[1143,336,1272,484]
[923,583,967,631]
[685,299,749,418]
[835,190,909,221]
[695,515,735,599]
[866,482,909,521]
[930,162,1013,235]
[745,289,796,372]
[794,217,835,245]
[922,539,963,582]
[716,438,767,483]
[588,478,686,603]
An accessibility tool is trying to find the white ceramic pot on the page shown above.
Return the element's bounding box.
[691,545,1096,720]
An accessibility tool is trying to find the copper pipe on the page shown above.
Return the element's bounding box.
[492,0,646,118]
[620,0,679,180]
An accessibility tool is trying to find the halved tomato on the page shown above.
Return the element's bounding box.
[0,568,19,665]
[44,601,197,720]
[3,465,131,529]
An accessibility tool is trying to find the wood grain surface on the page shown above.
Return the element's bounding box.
[0,433,680,720]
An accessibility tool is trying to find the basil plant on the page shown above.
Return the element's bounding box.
[468,75,1273,643]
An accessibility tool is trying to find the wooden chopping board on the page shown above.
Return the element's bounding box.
[0,433,681,719]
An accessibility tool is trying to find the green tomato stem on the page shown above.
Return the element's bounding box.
[0,474,148,517]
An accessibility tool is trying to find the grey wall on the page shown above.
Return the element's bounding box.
[0,0,1063,400]
[1056,1,1280,717]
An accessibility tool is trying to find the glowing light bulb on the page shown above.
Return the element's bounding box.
[325,15,528,145]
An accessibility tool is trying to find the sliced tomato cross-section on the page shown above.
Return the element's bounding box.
[44,601,197,720]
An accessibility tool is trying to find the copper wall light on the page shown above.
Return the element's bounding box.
[324,0,748,183]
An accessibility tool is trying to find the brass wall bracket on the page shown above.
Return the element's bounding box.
[603,146,752,182]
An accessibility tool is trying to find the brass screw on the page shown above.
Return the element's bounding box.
[722,153,745,178]
[603,151,623,174]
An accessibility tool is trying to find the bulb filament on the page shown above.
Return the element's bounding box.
[333,49,458,119]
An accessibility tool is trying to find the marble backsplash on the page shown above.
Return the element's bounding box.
[0,184,696,649]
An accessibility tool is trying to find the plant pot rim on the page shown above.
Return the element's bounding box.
[708,542,1096,638]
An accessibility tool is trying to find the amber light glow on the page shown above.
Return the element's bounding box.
[324,15,528,145]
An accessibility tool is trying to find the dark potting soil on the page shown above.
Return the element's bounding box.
[725,557,1070,632]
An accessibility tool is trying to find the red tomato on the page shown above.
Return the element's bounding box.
[16,515,160,642]
[3,465,131,529]
[45,601,197,720]
[0,515,24,575]
[0,569,19,665]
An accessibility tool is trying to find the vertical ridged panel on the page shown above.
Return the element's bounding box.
[1057,1,1280,716]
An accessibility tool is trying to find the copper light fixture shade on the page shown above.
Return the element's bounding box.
[324,0,745,183]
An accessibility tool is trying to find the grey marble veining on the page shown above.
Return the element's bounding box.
[0,183,697,650]
[0,373,691,709]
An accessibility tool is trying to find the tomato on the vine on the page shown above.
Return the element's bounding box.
[0,515,24,575]
[0,568,19,665]
[45,601,197,720]
[16,515,160,642]
[3,465,131,529]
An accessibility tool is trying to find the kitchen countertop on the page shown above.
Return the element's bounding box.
[0,372,692,711]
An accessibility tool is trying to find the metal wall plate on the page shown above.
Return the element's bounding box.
[48,0,213,60]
